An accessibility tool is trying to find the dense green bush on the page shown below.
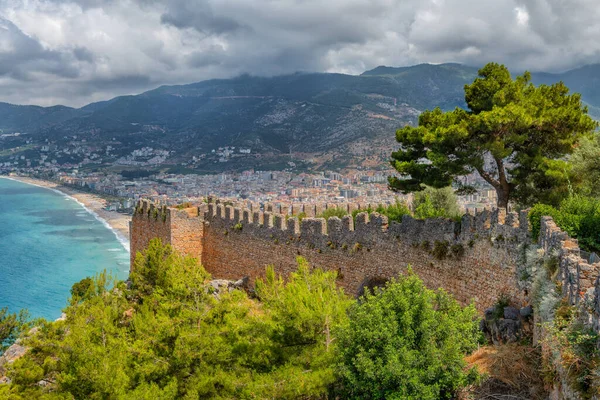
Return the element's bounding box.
[529,204,565,240]
[0,308,30,355]
[2,241,483,399]
[375,200,411,223]
[413,186,462,221]
[318,207,348,219]
[3,240,350,399]
[529,195,600,252]
[336,270,480,400]
[351,200,411,223]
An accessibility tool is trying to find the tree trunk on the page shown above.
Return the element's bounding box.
[476,157,512,210]
[496,186,510,210]
[494,157,511,210]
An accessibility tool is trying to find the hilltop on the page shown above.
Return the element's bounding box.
[1,63,599,173]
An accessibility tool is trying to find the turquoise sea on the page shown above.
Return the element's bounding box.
[0,178,129,320]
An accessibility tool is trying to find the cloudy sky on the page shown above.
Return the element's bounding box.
[1,0,599,107]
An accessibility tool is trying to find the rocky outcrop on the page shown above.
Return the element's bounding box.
[207,277,250,299]
[0,341,28,384]
[481,305,533,345]
[0,314,65,385]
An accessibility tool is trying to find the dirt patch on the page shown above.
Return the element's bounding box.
[460,343,548,400]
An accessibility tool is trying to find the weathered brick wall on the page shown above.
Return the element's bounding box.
[538,216,600,326]
[200,203,528,311]
[536,216,600,399]
[130,200,203,266]
[131,200,531,312]
[130,201,172,266]
[170,207,204,262]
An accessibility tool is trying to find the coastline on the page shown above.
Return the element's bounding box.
[0,176,131,252]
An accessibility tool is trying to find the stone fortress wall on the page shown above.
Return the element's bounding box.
[539,216,600,311]
[535,216,600,399]
[131,199,531,311]
[130,199,600,398]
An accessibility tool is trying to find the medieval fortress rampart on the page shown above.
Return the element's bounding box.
[131,199,534,311]
[129,198,600,398]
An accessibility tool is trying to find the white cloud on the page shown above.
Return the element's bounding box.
[515,6,530,26]
[0,0,598,107]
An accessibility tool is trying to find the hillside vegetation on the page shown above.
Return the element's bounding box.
[0,239,481,399]
[3,63,600,171]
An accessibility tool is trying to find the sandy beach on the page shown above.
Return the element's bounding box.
[1,176,131,247]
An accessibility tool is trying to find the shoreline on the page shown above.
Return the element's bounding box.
[0,176,131,252]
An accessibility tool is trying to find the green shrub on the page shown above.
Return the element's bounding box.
[5,241,351,399]
[432,240,450,260]
[350,200,411,223]
[451,243,465,258]
[336,269,480,399]
[529,195,600,252]
[318,207,348,219]
[413,186,462,220]
[352,206,374,220]
[375,200,411,223]
[528,203,563,240]
[492,292,511,320]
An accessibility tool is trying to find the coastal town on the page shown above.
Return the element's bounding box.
[1,165,499,216]
[0,132,500,216]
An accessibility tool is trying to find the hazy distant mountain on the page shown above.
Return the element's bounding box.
[1,63,599,172]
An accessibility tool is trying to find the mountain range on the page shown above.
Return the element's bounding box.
[1,63,599,173]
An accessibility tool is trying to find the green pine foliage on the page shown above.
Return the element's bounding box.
[571,133,600,198]
[2,241,482,398]
[0,308,30,355]
[390,62,597,209]
[336,269,481,399]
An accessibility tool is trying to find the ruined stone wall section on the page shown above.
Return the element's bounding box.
[536,218,600,399]
[538,216,600,324]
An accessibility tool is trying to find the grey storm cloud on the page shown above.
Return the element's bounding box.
[160,0,244,35]
[0,18,80,80]
[0,0,600,107]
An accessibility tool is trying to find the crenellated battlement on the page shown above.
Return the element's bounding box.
[131,198,531,311]
[130,199,204,266]
[202,201,529,249]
